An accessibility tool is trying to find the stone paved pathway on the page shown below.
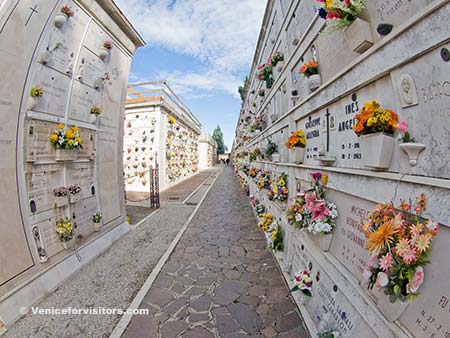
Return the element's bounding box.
[122,166,309,338]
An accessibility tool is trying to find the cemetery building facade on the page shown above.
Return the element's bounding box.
[232,0,450,337]
[0,0,143,329]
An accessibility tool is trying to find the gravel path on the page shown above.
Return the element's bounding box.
[4,204,195,338]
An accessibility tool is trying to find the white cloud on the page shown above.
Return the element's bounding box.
[115,0,267,97]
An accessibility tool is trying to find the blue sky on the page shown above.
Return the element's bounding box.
[115,0,267,149]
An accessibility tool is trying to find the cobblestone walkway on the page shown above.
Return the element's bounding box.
[122,167,309,338]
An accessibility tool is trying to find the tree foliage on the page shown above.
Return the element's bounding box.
[212,125,226,155]
[238,76,249,102]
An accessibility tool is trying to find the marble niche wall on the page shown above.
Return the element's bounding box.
[233,0,450,337]
[0,0,143,328]
[123,104,201,193]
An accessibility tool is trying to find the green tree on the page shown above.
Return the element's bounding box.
[212,125,226,155]
[238,76,249,102]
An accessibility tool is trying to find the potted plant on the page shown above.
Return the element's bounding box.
[353,100,398,170]
[28,86,43,110]
[397,121,426,167]
[53,186,69,207]
[90,105,102,123]
[99,40,113,61]
[317,0,373,54]
[286,129,307,164]
[266,139,280,162]
[68,184,81,203]
[50,124,83,161]
[359,194,439,321]
[290,269,313,304]
[56,218,75,250]
[54,5,74,29]
[300,61,321,91]
[92,212,102,232]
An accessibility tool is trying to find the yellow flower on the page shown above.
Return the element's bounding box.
[65,130,74,139]
[366,220,397,254]
[68,139,74,145]
[50,134,58,142]
[72,126,79,133]
[321,174,328,186]
[57,123,64,130]
[75,137,82,144]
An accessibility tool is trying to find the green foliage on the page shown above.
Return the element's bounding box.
[212,125,226,155]
[238,76,249,102]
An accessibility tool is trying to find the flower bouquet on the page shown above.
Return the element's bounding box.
[56,218,75,249]
[265,140,280,162]
[286,129,307,164]
[54,5,74,28]
[353,100,398,169]
[272,173,289,203]
[28,86,44,109]
[317,0,372,53]
[256,171,271,190]
[287,193,308,230]
[93,212,102,232]
[99,41,113,61]
[266,224,283,252]
[300,61,321,91]
[258,213,273,232]
[68,184,81,203]
[248,167,259,178]
[50,124,82,160]
[53,186,69,207]
[291,269,313,299]
[256,64,274,88]
[360,194,438,307]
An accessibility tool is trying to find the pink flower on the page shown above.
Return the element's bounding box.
[406,266,424,294]
[425,220,439,235]
[310,172,322,182]
[375,272,389,288]
[305,192,330,221]
[398,121,409,133]
[379,253,394,272]
[402,246,418,265]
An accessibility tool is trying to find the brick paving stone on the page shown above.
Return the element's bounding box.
[122,167,310,338]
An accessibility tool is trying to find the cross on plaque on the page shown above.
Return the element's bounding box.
[25,5,38,26]
[325,109,330,152]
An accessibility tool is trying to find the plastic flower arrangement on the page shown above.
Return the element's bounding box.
[270,52,284,67]
[272,173,289,202]
[290,269,313,297]
[68,184,81,195]
[92,212,102,223]
[265,140,278,156]
[258,213,274,232]
[359,194,439,303]
[266,224,283,252]
[56,218,74,242]
[287,172,338,235]
[256,171,271,190]
[50,124,83,150]
[248,167,259,178]
[90,105,102,115]
[53,186,69,197]
[30,86,44,98]
[286,129,307,149]
[61,5,75,17]
[255,204,266,216]
[287,193,308,229]
[168,116,176,125]
[318,331,340,338]
[255,115,266,130]
[103,40,113,50]
[317,0,367,32]
[353,100,399,136]
[256,64,273,81]
[299,61,319,78]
